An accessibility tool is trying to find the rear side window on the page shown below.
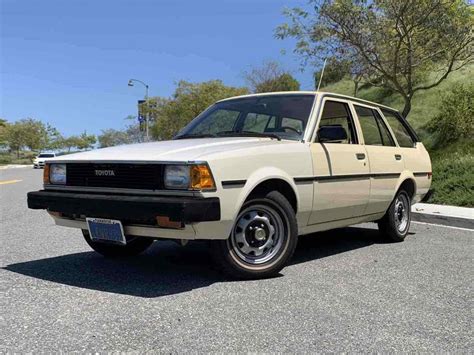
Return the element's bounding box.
[317,101,358,144]
[381,109,415,148]
[355,105,395,147]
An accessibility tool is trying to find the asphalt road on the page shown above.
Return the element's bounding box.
[1,167,472,352]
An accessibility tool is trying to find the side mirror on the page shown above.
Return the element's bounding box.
[318,125,348,143]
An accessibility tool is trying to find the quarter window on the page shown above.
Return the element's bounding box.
[317,101,357,144]
[355,105,395,146]
[381,109,415,147]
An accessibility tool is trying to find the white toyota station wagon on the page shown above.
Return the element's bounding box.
[28,92,432,279]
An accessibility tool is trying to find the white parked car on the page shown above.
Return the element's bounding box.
[28,92,432,279]
[33,153,56,169]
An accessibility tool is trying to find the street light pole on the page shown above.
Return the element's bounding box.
[128,79,150,141]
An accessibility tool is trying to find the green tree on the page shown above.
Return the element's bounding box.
[0,118,8,147]
[5,122,26,158]
[276,0,474,117]
[244,61,300,93]
[98,129,129,148]
[19,118,48,151]
[3,119,46,157]
[44,124,63,150]
[255,73,300,93]
[150,80,248,140]
[60,136,79,153]
[76,131,96,150]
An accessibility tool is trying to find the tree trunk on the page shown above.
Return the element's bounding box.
[353,80,359,97]
[17,148,20,159]
[402,96,412,118]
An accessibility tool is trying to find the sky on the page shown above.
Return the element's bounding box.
[0,0,314,136]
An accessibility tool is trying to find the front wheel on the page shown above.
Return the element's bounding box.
[82,230,154,257]
[378,190,411,242]
[211,191,298,279]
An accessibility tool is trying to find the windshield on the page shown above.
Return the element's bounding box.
[38,154,54,158]
[175,94,315,141]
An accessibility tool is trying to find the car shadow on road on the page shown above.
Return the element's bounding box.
[4,226,386,298]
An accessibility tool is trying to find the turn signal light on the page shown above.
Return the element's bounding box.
[190,164,215,190]
[43,164,50,184]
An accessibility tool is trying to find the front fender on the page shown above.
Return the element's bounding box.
[232,167,300,222]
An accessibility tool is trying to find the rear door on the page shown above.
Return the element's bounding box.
[352,104,404,215]
[308,99,370,224]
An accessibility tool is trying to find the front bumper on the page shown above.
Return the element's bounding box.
[27,190,220,224]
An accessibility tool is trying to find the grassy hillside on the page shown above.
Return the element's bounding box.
[323,65,474,130]
[322,65,474,207]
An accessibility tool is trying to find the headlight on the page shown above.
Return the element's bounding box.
[164,164,215,191]
[164,165,190,189]
[49,164,67,185]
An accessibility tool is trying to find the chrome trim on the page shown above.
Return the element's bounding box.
[44,184,204,197]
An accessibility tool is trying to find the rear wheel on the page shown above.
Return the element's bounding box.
[378,190,411,242]
[211,191,298,279]
[82,229,154,257]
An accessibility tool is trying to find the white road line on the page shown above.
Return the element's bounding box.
[0,179,23,185]
[412,221,473,232]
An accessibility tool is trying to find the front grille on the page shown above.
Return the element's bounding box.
[66,163,164,190]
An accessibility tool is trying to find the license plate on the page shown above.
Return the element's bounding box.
[86,218,126,245]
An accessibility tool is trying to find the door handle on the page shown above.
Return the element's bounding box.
[395,154,402,161]
[356,153,366,160]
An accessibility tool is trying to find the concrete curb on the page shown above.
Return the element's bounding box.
[412,203,474,230]
[0,164,32,170]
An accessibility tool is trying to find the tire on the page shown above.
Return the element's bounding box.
[378,190,411,242]
[211,190,298,279]
[82,229,154,257]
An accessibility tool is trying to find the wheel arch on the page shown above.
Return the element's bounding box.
[395,172,417,202]
[235,168,300,218]
[244,178,298,213]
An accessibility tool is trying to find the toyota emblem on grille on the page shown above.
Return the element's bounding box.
[94,169,115,176]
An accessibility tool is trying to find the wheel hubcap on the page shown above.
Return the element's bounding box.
[394,195,409,232]
[230,204,285,265]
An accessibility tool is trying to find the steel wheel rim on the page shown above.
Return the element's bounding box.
[230,204,286,265]
[394,194,409,233]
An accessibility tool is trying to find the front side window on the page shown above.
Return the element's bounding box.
[381,109,415,148]
[317,101,357,144]
[355,105,395,147]
[176,94,315,141]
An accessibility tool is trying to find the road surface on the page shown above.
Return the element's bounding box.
[1,167,472,352]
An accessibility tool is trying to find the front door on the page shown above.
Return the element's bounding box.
[308,99,370,225]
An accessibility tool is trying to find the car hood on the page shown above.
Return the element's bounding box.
[51,137,296,163]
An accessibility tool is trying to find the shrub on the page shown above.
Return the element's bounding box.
[428,140,474,207]
[425,84,474,148]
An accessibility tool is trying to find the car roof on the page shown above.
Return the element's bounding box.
[217,91,399,114]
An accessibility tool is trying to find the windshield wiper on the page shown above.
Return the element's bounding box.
[174,133,217,140]
[216,131,281,141]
